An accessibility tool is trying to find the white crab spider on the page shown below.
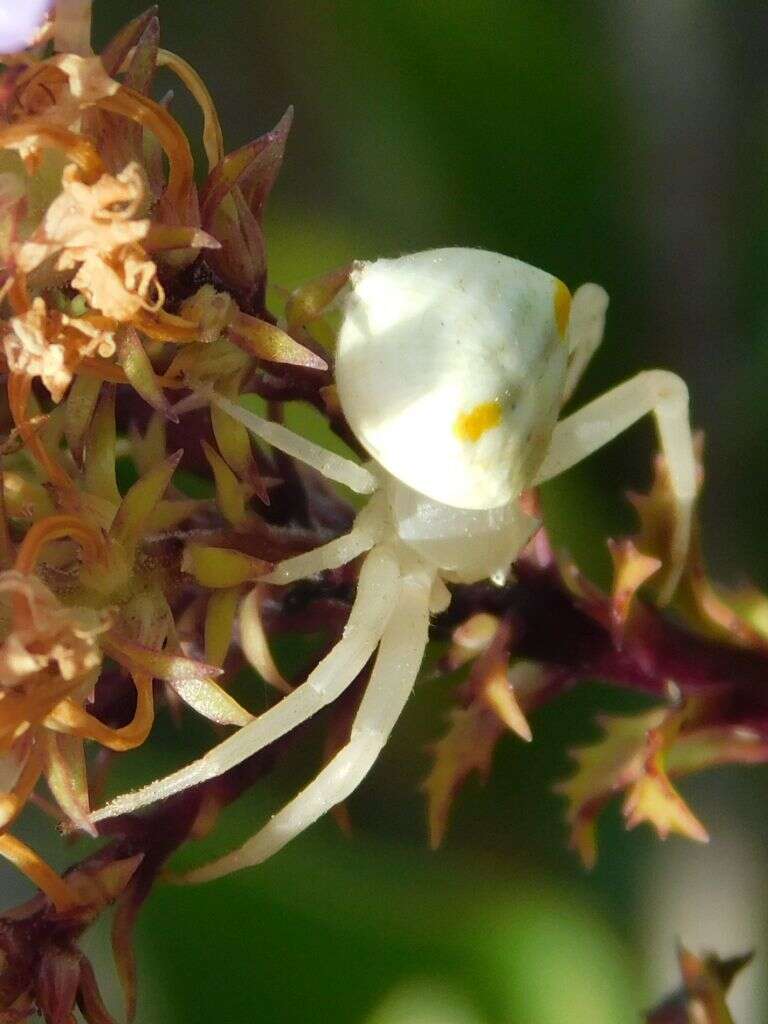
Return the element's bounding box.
[91,248,696,880]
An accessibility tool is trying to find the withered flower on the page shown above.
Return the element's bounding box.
[0,568,109,684]
[15,160,160,323]
[0,0,314,913]
[4,296,115,401]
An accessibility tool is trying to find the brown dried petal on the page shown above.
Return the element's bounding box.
[0,570,111,686]
[41,732,94,836]
[423,703,506,850]
[15,161,157,325]
[200,108,293,228]
[35,947,80,1024]
[646,947,751,1024]
[100,7,159,77]
[5,298,115,402]
[556,708,710,868]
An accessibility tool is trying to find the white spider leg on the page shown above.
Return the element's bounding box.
[90,544,401,823]
[184,558,434,882]
[562,283,609,405]
[262,490,388,585]
[534,369,696,601]
[210,391,377,495]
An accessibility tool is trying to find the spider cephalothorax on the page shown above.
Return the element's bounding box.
[92,247,697,881]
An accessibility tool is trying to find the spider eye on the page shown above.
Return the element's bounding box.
[453,400,503,443]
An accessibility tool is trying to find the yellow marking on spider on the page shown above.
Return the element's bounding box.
[554,279,572,339]
[454,400,502,443]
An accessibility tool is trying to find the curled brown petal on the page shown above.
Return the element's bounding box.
[14,513,104,575]
[46,673,155,753]
[0,123,104,182]
[93,87,197,223]
[8,373,78,495]
[0,833,77,911]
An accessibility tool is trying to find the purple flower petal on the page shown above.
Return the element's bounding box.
[0,0,51,53]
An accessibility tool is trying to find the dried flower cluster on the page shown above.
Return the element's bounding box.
[0,1,766,1021]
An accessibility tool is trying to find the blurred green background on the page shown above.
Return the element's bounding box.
[8,1,768,1021]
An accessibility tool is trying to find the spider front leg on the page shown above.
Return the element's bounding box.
[562,283,609,404]
[183,556,435,882]
[263,490,388,584]
[90,543,400,823]
[534,369,696,601]
[211,391,377,495]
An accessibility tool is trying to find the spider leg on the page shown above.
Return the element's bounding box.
[182,559,434,882]
[534,369,696,602]
[89,544,400,823]
[210,391,377,495]
[562,283,609,405]
[263,490,387,585]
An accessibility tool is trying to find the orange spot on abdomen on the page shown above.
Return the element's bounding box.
[454,400,502,443]
[554,279,572,339]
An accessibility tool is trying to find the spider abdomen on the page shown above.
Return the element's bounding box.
[335,247,570,511]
